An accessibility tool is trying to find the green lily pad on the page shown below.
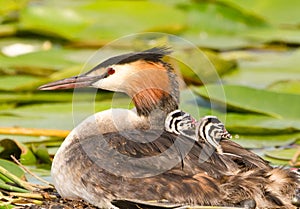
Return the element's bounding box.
[180,1,268,36]
[0,139,21,160]
[19,1,185,42]
[192,84,300,119]
[222,50,300,88]
[0,138,36,165]
[225,113,300,134]
[174,50,236,85]
[246,28,300,45]
[182,90,300,135]
[231,133,300,149]
[0,48,94,76]
[184,34,263,51]
[0,97,134,130]
[0,75,41,91]
[178,1,271,50]
[267,80,300,95]
[263,156,291,166]
[221,0,300,27]
[265,147,299,161]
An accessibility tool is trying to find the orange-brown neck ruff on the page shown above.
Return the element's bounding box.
[128,61,179,118]
[133,88,178,117]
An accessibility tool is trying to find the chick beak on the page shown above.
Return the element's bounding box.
[190,117,197,128]
[222,128,232,139]
[38,74,106,90]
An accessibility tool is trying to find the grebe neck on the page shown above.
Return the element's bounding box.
[131,62,179,128]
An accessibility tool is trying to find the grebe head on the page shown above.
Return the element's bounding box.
[196,116,231,154]
[39,47,179,118]
[165,109,196,136]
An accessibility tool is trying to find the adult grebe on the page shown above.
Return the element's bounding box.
[39,48,299,208]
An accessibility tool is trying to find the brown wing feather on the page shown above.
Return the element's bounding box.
[61,130,298,208]
[220,139,271,170]
[63,130,225,206]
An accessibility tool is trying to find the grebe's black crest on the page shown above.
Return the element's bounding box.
[86,46,173,73]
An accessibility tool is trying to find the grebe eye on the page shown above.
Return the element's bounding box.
[107,67,115,75]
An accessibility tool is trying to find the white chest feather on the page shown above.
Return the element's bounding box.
[51,108,148,199]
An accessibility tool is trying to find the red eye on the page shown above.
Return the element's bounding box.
[107,67,115,75]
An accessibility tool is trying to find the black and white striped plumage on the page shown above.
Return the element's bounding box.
[196,116,231,154]
[165,110,196,138]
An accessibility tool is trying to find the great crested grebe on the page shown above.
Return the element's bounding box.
[39,47,299,208]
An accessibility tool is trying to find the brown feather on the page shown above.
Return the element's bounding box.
[59,129,299,208]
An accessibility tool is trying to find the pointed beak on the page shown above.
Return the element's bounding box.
[190,117,197,127]
[38,74,106,90]
[222,128,232,139]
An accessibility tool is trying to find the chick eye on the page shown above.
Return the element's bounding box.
[107,67,115,75]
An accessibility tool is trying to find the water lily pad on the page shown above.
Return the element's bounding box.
[184,34,262,51]
[231,133,300,149]
[0,139,21,160]
[0,75,40,91]
[19,1,185,42]
[0,97,134,130]
[222,50,300,88]
[246,28,300,45]
[0,138,36,165]
[180,1,268,35]
[225,113,300,134]
[192,84,300,119]
[178,1,271,50]
[181,92,300,138]
[267,80,300,95]
[263,156,291,166]
[0,48,94,76]
[265,147,299,161]
[175,50,237,85]
[221,0,300,27]
[182,90,300,135]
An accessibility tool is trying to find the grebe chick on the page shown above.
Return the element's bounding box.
[164,109,196,139]
[196,116,231,155]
